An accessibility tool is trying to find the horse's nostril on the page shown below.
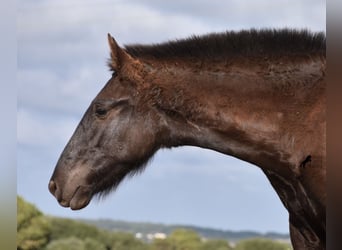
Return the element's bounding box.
[48,180,57,195]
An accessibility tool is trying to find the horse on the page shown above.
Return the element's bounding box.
[49,29,326,249]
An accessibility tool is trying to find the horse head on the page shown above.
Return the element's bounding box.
[48,35,165,210]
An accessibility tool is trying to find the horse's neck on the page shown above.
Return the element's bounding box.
[142,58,326,248]
[148,59,325,177]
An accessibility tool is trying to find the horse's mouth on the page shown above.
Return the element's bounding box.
[68,185,92,210]
[49,180,93,210]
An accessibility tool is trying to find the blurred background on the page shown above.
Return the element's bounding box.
[16,0,325,249]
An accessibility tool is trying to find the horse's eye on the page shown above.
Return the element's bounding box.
[94,98,128,118]
[95,108,107,118]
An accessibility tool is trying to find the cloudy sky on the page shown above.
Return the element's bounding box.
[17,0,325,234]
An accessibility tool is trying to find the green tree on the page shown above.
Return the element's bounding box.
[150,238,173,250]
[45,237,84,250]
[45,237,107,250]
[84,237,107,250]
[167,229,202,250]
[200,239,233,250]
[110,232,148,250]
[17,196,51,250]
[47,217,112,248]
[235,238,291,250]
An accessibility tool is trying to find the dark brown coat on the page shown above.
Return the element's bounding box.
[49,29,326,249]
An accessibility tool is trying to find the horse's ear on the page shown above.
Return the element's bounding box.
[107,34,132,73]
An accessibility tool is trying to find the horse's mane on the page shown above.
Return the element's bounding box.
[124,29,325,61]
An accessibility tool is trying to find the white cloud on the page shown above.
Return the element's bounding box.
[146,146,265,191]
[18,0,214,46]
[17,66,108,116]
[17,109,78,148]
[127,0,325,31]
[18,0,325,44]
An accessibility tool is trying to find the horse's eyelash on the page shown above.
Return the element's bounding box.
[94,99,128,110]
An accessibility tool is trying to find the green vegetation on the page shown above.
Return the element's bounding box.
[17,196,292,250]
[110,232,149,250]
[235,238,291,250]
[150,229,233,250]
[200,239,233,250]
[17,196,51,250]
[151,229,202,250]
[79,218,290,242]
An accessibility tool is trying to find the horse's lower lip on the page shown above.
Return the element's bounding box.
[68,186,92,210]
